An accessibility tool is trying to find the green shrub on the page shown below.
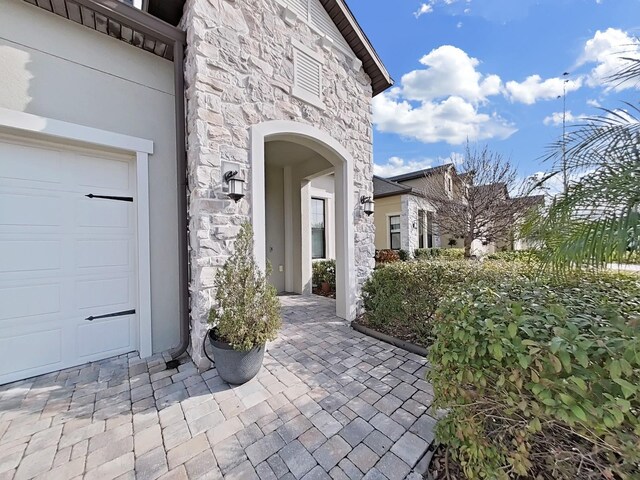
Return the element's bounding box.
[375,249,400,264]
[208,223,281,351]
[486,250,541,264]
[398,249,410,261]
[429,273,640,479]
[361,260,526,346]
[623,250,639,264]
[312,259,336,287]
[414,247,464,261]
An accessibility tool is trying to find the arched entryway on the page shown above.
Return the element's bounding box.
[250,121,356,321]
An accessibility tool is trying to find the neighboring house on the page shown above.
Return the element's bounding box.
[373,165,544,256]
[509,194,545,251]
[468,182,511,256]
[469,186,544,255]
[0,0,391,382]
[372,165,462,253]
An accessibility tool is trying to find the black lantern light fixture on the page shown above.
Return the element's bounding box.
[224,170,245,202]
[360,195,374,216]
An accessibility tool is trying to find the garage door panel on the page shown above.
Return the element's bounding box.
[0,284,61,321]
[0,240,62,273]
[76,277,130,310]
[75,198,130,229]
[0,328,63,377]
[76,239,130,268]
[0,137,139,385]
[0,193,64,227]
[0,142,63,185]
[77,316,134,358]
[73,153,130,191]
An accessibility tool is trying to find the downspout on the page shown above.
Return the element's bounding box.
[167,38,190,367]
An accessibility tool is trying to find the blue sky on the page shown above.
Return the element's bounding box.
[347,0,640,181]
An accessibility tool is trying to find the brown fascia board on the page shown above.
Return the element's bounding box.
[72,0,186,45]
[320,0,393,96]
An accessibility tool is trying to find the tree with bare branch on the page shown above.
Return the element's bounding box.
[420,143,530,258]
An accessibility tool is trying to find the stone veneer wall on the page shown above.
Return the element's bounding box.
[181,0,376,367]
[401,195,440,256]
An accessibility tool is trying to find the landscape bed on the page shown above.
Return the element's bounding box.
[360,252,640,478]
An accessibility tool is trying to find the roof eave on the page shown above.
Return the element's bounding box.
[320,0,393,96]
[71,0,185,45]
[374,188,423,199]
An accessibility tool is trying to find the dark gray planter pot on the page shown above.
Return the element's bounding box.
[208,332,265,385]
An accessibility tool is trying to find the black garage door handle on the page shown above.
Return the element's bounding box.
[85,309,136,321]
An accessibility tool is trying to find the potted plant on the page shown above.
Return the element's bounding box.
[321,260,336,293]
[207,223,281,384]
[312,259,336,294]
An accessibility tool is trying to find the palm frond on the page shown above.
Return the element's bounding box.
[534,106,640,272]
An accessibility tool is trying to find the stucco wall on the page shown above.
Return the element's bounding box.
[265,165,286,291]
[0,0,180,353]
[373,196,402,250]
[182,0,376,367]
[373,194,439,253]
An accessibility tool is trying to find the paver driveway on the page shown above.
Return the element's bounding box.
[0,295,436,480]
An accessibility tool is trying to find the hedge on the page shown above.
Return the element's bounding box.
[414,247,465,260]
[486,250,541,264]
[361,260,530,347]
[429,273,640,479]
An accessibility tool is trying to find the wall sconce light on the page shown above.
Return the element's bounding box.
[360,196,374,216]
[224,170,245,202]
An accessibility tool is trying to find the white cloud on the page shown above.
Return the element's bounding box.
[505,75,582,105]
[448,152,464,165]
[373,94,516,145]
[374,152,466,177]
[586,98,602,108]
[525,169,595,198]
[401,46,502,104]
[543,111,581,126]
[374,156,434,177]
[578,28,640,91]
[372,45,515,145]
[414,3,433,18]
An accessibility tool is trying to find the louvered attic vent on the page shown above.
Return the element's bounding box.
[292,41,324,109]
[278,0,352,55]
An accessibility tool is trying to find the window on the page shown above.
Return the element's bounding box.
[389,215,401,250]
[311,198,326,259]
[418,210,426,249]
[427,211,434,248]
[445,175,453,196]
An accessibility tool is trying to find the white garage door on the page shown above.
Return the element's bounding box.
[0,135,138,385]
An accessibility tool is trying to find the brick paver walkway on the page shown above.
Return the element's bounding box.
[0,295,436,480]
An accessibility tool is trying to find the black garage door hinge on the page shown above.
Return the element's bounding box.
[85,309,136,321]
[86,193,133,202]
